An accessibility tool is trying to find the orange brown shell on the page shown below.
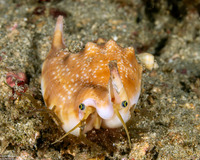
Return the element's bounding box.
[41,16,142,136]
[42,40,142,122]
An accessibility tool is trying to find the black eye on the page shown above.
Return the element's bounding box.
[79,103,85,110]
[121,101,128,107]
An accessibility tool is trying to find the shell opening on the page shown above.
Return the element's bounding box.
[82,111,102,133]
[52,106,95,144]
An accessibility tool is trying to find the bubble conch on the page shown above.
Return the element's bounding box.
[41,16,142,147]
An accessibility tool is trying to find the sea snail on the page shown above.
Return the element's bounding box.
[41,16,142,147]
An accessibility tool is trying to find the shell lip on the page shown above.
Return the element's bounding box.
[81,98,114,120]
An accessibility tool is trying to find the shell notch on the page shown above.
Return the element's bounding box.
[41,16,142,148]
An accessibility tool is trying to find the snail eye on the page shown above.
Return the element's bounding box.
[121,101,128,108]
[79,103,85,110]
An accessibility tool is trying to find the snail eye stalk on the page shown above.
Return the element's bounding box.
[79,103,85,110]
[121,100,128,108]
